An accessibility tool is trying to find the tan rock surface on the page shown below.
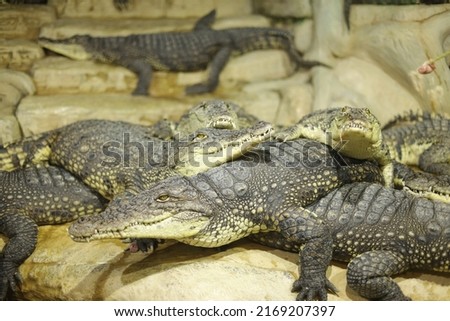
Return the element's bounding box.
[0,114,21,144]
[0,5,56,40]
[15,94,195,136]
[2,224,447,301]
[48,0,252,19]
[38,14,270,39]
[0,39,44,71]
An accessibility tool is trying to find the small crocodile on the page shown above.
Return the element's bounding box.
[38,10,321,96]
[150,99,260,140]
[274,106,394,187]
[1,119,273,200]
[252,181,450,300]
[68,139,382,298]
[0,164,106,300]
[382,110,450,176]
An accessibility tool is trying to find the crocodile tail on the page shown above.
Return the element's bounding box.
[0,132,56,171]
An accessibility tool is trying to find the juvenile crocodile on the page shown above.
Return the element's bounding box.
[150,99,260,140]
[252,181,450,300]
[274,106,394,187]
[69,139,382,298]
[0,164,106,300]
[382,111,450,176]
[38,10,321,96]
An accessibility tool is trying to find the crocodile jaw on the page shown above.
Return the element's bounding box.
[69,210,210,242]
[38,39,92,60]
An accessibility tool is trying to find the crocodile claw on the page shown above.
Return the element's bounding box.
[292,277,338,301]
[0,259,22,300]
[125,238,163,253]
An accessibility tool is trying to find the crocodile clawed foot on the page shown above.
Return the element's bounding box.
[125,238,163,253]
[292,277,337,301]
[185,83,215,95]
[0,260,22,300]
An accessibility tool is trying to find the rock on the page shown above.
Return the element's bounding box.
[253,0,312,18]
[38,13,270,38]
[0,114,21,144]
[15,94,196,136]
[0,39,45,71]
[305,0,450,119]
[0,68,36,96]
[0,5,56,40]
[7,224,449,300]
[293,19,313,53]
[48,0,252,19]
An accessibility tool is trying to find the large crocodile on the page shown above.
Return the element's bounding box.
[68,138,383,297]
[38,10,321,96]
[274,106,394,187]
[1,119,272,199]
[251,181,450,300]
[0,164,106,300]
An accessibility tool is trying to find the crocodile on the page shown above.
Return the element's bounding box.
[0,164,106,300]
[251,181,450,300]
[37,9,322,96]
[393,162,450,203]
[382,110,450,176]
[150,99,260,140]
[0,119,273,200]
[274,106,394,187]
[68,138,383,297]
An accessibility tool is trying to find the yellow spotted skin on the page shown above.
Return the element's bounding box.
[253,182,450,300]
[69,139,383,300]
[274,106,394,187]
[0,164,106,300]
[382,111,450,176]
[38,10,320,96]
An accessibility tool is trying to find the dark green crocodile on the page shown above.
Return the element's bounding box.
[0,164,106,300]
[251,181,450,300]
[274,106,394,187]
[38,10,321,96]
[68,138,383,297]
[0,119,273,200]
[150,99,260,140]
[382,110,450,176]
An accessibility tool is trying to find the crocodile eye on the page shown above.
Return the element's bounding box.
[156,194,170,202]
[194,133,207,140]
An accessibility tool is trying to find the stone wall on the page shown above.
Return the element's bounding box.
[1,0,450,301]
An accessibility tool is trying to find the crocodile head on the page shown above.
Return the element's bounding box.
[174,120,273,175]
[329,106,382,159]
[69,175,216,244]
[395,170,450,203]
[38,35,93,60]
[176,100,241,137]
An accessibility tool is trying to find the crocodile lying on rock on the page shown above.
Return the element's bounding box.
[382,110,450,176]
[274,106,394,187]
[38,10,321,96]
[251,181,450,300]
[69,138,383,299]
[0,119,273,200]
[0,164,106,300]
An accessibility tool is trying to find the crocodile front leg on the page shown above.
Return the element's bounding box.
[185,47,232,95]
[277,207,337,301]
[119,57,153,96]
[0,213,38,300]
[347,250,411,300]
